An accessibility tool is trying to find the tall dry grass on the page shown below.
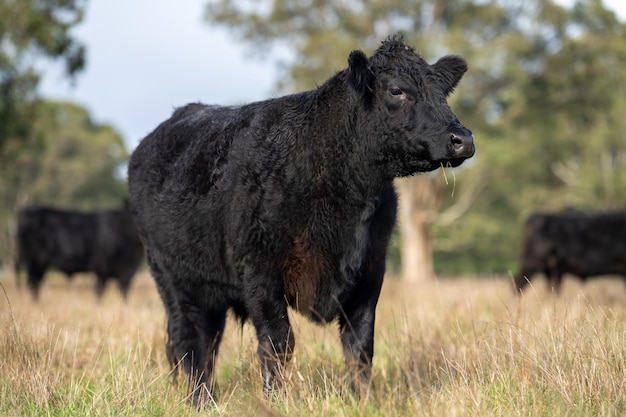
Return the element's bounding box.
[1,271,626,416]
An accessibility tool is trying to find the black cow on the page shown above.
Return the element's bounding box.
[128,36,474,406]
[15,203,144,300]
[515,210,626,294]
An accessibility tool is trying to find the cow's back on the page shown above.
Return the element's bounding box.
[547,212,626,273]
[130,103,247,197]
[128,101,302,284]
[17,207,94,274]
[517,211,626,291]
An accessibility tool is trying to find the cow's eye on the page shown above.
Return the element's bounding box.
[390,87,403,96]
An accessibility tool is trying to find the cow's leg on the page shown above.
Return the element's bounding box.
[167,305,214,407]
[515,265,537,294]
[26,265,45,301]
[338,254,385,399]
[202,311,226,399]
[246,282,295,396]
[339,184,395,398]
[546,256,563,294]
[165,309,227,397]
[117,271,133,300]
[164,295,226,407]
[546,270,563,294]
[165,317,180,385]
[339,302,377,398]
[256,316,295,397]
[95,275,107,299]
[552,273,563,294]
[515,274,527,293]
[146,248,220,407]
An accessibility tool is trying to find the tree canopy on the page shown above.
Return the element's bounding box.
[9,101,129,209]
[0,100,130,265]
[0,0,133,267]
[206,0,626,276]
[0,0,86,154]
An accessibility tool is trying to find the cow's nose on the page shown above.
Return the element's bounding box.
[451,133,475,158]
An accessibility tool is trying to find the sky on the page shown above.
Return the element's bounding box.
[40,0,626,152]
[40,0,277,151]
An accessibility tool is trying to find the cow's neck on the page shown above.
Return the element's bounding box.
[302,77,389,203]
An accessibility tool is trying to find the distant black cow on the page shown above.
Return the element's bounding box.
[128,36,474,406]
[515,210,626,294]
[15,203,144,300]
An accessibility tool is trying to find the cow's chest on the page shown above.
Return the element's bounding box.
[281,205,374,321]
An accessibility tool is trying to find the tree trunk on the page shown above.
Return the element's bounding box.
[395,177,438,282]
[398,200,434,282]
[395,172,481,282]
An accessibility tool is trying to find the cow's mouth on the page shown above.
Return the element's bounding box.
[435,138,475,169]
[438,154,472,168]
[391,145,475,176]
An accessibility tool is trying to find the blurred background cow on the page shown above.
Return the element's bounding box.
[15,202,144,300]
[515,211,626,294]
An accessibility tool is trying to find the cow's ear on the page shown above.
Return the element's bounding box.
[348,50,375,98]
[433,55,468,96]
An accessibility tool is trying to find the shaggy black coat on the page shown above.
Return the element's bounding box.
[15,204,144,300]
[515,211,626,293]
[128,35,474,406]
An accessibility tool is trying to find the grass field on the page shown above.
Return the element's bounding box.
[2,270,626,416]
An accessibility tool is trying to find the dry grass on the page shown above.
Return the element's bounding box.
[1,271,626,416]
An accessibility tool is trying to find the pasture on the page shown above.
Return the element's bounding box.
[2,270,626,416]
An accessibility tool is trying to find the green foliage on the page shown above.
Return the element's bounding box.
[207,0,466,93]
[14,101,129,209]
[0,1,134,268]
[206,0,626,275]
[0,0,87,153]
[443,0,626,273]
[0,100,130,265]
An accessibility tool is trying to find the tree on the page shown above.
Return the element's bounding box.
[0,0,86,153]
[205,0,626,278]
[0,0,90,267]
[433,0,626,274]
[0,100,129,266]
[13,101,129,208]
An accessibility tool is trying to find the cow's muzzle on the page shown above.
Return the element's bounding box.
[451,133,475,158]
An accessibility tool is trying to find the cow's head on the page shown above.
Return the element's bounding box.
[348,35,474,176]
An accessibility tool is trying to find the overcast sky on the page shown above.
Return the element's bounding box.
[39,0,277,151]
[39,0,626,152]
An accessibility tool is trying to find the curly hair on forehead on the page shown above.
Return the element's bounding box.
[368,35,428,77]
[376,35,417,55]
